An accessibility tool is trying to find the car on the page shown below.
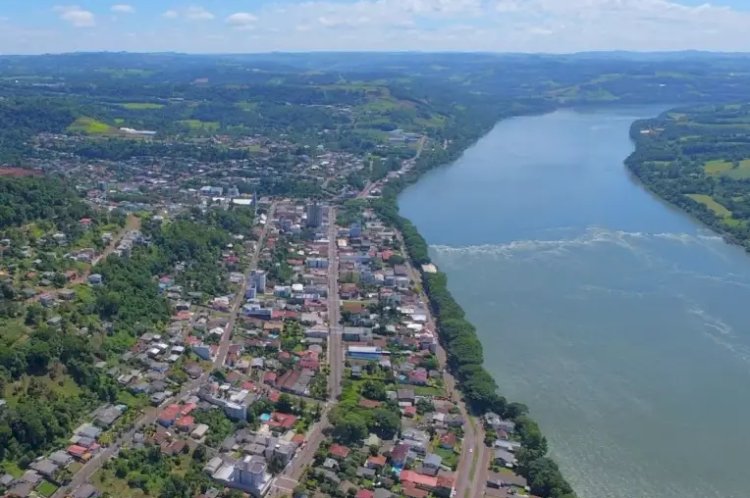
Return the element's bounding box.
[469,448,474,453]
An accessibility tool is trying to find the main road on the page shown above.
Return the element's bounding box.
[399,235,488,498]
[268,205,342,497]
[54,203,275,498]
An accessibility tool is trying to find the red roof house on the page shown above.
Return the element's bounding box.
[329,443,350,460]
[400,470,438,491]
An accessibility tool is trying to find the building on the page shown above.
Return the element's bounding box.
[306,202,324,228]
[249,270,267,293]
[347,345,385,361]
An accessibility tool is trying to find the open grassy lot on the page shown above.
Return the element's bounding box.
[178,119,220,132]
[703,159,750,179]
[686,194,732,218]
[67,117,114,135]
[35,480,59,497]
[119,102,165,110]
[704,159,734,175]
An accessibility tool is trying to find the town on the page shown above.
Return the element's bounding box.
[0,53,577,498]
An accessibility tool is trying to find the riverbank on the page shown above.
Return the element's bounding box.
[625,108,750,253]
[370,121,577,498]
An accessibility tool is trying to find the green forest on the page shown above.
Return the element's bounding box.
[628,103,750,251]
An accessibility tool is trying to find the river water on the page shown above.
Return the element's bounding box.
[398,107,750,498]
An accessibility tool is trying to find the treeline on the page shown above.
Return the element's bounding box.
[369,130,576,497]
[0,176,91,230]
[0,322,117,464]
[0,98,75,162]
[626,105,750,252]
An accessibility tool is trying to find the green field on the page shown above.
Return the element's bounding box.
[178,119,220,132]
[119,102,165,110]
[704,158,750,179]
[36,480,59,497]
[67,117,114,135]
[704,159,734,175]
[686,194,732,218]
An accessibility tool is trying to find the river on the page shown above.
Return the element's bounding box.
[398,107,750,498]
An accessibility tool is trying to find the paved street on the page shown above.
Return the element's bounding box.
[267,206,341,497]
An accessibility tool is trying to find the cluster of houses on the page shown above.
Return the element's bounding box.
[0,404,125,498]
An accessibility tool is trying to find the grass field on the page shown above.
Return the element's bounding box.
[36,480,59,497]
[178,119,220,132]
[67,117,114,135]
[686,194,732,218]
[119,102,164,110]
[702,159,750,179]
[434,445,459,469]
[704,159,734,175]
[1,460,24,478]
[0,318,28,346]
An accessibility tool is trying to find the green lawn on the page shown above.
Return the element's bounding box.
[434,446,459,469]
[178,119,220,132]
[119,102,165,110]
[36,480,59,497]
[686,194,732,218]
[1,460,24,478]
[726,159,750,180]
[0,318,28,346]
[414,385,444,397]
[703,159,733,175]
[67,117,114,135]
[703,158,750,179]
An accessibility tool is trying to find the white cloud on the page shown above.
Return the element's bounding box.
[162,7,215,21]
[226,12,258,29]
[185,6,215,21]
[111,4,135,14]
[53,5,95,28]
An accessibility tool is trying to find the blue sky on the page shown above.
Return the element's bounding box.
[1,0,750,54]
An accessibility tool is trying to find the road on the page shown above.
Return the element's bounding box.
[54,206,275,498]
[326,206,343,400]
[356,134,427,200]
[215,202,275,368]
[268,206,341,497]
[400,236,488,498]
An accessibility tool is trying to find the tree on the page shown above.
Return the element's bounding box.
[360,380,386,401]
[276,393,294,414]
[332,413,367,444]
[368,409,400,440]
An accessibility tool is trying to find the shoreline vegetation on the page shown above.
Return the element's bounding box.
[371,112,577,498]
[626,103,750,253]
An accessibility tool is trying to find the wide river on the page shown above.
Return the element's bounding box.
[399,107,750,498]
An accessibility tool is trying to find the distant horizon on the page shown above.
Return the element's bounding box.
[2,1,750,54]
[4,49,750,57]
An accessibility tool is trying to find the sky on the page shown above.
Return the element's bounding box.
[1,0,750,54]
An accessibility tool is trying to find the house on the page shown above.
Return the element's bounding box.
[421,453,442,476]
[72,483,100,498]
[486,471,528,489]
[389,443,410,466]
[407,368,428,385]
[356,490,375,498]
[400,470,437,491]
[88,274,103,285]
[329,444,350,460]
[494,449,517,467]
[397,388,415,404]
[440,432,457,449]
[158,404,181,427]
[366,455,386,470]
[267,412,297,431]
[494,439,522,453]
[29,459,58,479]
